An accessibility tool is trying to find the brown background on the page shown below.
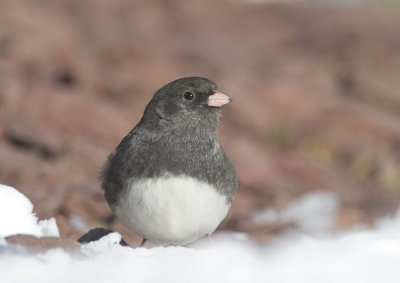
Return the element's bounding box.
[1,0,400,244]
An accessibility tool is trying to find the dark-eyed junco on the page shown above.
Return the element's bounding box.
[101,77,237,246]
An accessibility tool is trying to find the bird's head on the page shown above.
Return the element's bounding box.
[143,77,232,126]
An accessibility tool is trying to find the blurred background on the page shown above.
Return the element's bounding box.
[0,0,400,244]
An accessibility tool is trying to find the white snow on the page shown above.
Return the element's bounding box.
[252,191,340,234]
[0,184,59,238]
[80,232,124,258]
[1,184,400,283]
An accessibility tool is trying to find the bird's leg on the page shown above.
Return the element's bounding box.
[140,238,147,247]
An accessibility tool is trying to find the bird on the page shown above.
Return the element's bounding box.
[101,77,237,246]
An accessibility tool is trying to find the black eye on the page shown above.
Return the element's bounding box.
[183,92,195,101]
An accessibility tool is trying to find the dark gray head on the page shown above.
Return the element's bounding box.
[141,77,231,126]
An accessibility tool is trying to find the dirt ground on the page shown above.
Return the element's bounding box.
[1,0,400,245]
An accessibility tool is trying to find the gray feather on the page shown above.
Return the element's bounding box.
[101,77,237,206]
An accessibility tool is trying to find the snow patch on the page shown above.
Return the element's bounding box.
[80,232,124,258]
[0,184,59,238]
[38,218,60,237]
[2,184,400,283]
[252,191,340,234]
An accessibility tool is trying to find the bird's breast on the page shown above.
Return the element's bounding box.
[113,174,231,245]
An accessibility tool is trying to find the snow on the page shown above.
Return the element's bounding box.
[80,232,124,258]
[1,184,400,283]
[252,191,340,234]
[0,184,59,238]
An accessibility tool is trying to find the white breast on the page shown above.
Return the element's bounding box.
[113,175,230,246]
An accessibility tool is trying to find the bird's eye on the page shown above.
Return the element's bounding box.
[183,92,195,101]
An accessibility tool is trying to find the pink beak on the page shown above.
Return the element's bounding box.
[207,91,232,107]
